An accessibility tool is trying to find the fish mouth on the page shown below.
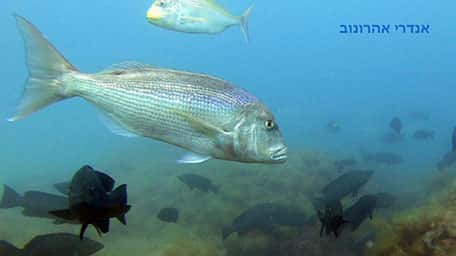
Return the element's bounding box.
[146,6,164,21]
[271,147,288,162]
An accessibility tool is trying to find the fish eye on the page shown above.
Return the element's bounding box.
[157,0,166,7]
[264,120,275,130]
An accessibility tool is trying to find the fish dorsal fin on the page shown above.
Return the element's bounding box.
[185,0,225,13]
[186,0,215,6]
[100,61,155,74]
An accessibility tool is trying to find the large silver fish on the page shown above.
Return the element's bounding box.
[10,16,287,164]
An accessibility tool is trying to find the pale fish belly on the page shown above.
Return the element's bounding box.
[66,69,258,155]
[176,5,239,34]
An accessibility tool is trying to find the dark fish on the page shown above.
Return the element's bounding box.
[53,170,115,195]
[344,195,377,231]
[178,174,219,193]
[157,207,179,223]
[437,127,456,170]
[380,132,405,144]
[364,152,403,165]
[373,192,395,208]
[320,170,373,202]
[0,233,103,256]
[49,165,131,240]
[389,117,402,134]
[413,129,435,140]
[326,121,341,133]
[222,203,308,239]
[317,199,346,238]
[334,158,358,172]
[0,185,68,221]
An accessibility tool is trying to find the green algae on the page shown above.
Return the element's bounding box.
[369,166,456,256]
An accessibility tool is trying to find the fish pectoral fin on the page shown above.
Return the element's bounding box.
[173,110,230,139]
[178,152,212,164]
[98,111,139,138]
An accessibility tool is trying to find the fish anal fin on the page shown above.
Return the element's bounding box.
[95,219,110,234]
[80,223,89,240]
[117,214,127,225]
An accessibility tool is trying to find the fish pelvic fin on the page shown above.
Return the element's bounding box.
[240,4,254,42]
[177,152,212,164]
[9,15,78,122]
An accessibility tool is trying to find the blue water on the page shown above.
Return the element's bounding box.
[0,0,455,255]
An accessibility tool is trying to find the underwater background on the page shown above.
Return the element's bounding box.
[0,0,455,255]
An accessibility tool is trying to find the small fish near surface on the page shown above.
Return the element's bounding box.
[0,185,69,222]
[0,233,103,256]
[157,207,179,223]
[146,0,254,41]
[363,152,403,166]
[413,129,435,140]
[343,195,377,232]
[319,170,373,203]
[222,203,308,240]
[178,173,219,193]
[49,165,131,240]
[10,15,287,165]
[437,127,456,170]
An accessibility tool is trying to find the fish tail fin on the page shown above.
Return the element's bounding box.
[9,15,78,122]
[109,184,131,225]
[240,4,254,42]
[0,241,22,256]
[110,184,128,205]
[0,185,24,208]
